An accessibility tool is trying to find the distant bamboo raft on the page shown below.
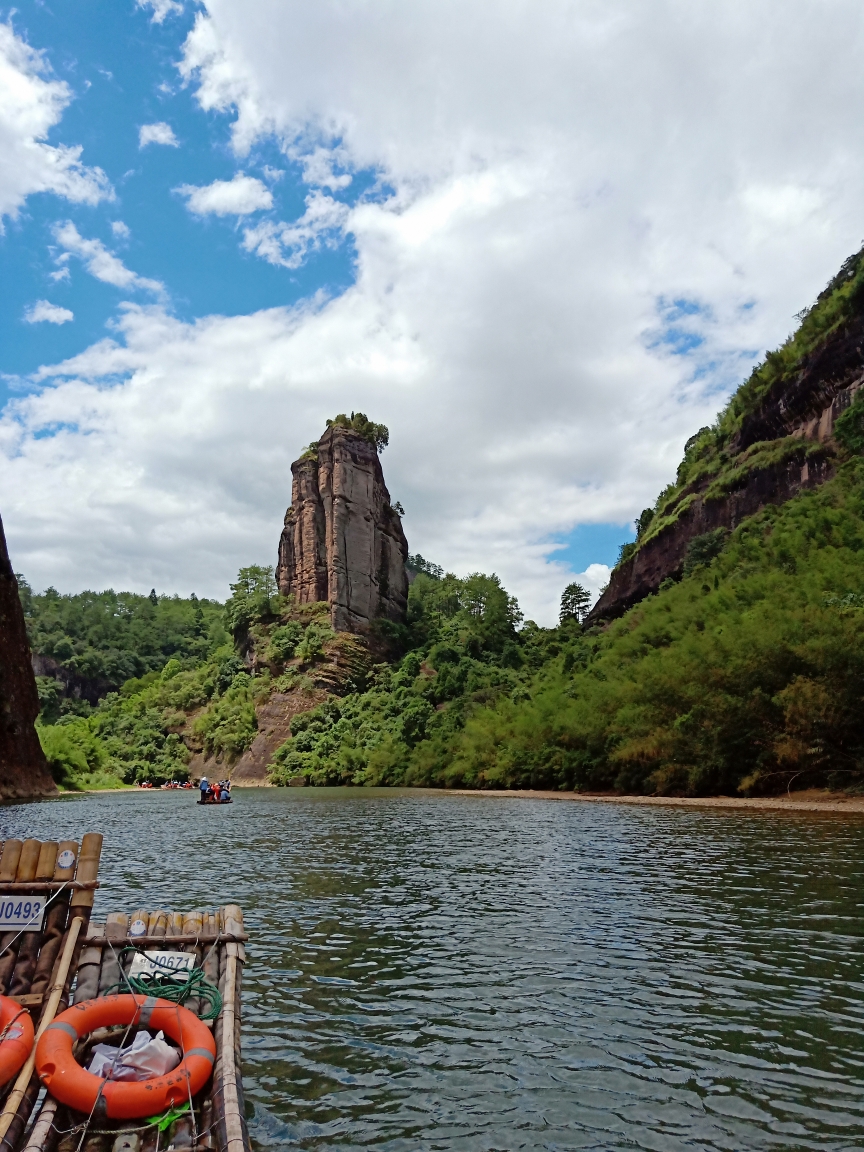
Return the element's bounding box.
[0,840,250,1152]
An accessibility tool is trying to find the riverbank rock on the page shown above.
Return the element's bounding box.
[276,424,409,633]
[0,513,57,801]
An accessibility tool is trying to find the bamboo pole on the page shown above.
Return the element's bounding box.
[19,1096,57,1152]
[218,906,246,1152]
[69,834,102,913]
[98,913,129,996]
[147,910,168,938]
[83,933,247,946]
[0,841,22,881]
[14,842,41,883]
[30,842,80,998]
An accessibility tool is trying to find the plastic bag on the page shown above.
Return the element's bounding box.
[87,1029,181,1081]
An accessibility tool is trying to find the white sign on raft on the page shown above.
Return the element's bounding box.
[128,951,195,982]
[0,897,46,933]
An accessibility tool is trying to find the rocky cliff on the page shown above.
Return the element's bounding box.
[589,248,864,624]
[0,513,57,801]
[276,423,409,633]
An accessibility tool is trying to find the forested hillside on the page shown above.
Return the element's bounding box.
[23,245,864,796]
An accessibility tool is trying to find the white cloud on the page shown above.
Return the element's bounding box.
[295,146,351,191]
[7,2,864,624]
[136,0,183,24]
[573,565,611,609]
[52,222,165,296]
[241,190,348,267]
[139,122,179,149]
[23,300,73,325]
[111,221,131,240]
[0,23,112,225]
[176,173,272,216]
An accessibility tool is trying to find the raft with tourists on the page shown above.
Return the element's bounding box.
[0,835,250,1152]
[196,780,232,807]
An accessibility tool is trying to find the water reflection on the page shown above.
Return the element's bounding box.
[3,789,863,1150]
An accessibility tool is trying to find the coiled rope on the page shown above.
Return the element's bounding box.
[107,947,222,1021]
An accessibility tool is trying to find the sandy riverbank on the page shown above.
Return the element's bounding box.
[448,787,864,814]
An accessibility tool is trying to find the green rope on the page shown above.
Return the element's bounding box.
[109,947,223,1021]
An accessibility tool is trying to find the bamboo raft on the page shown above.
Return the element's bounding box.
[0,838,250,1152]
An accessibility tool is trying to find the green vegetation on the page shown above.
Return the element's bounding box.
[559,583,591,625]
[325,411,389,452]
[834,389,864,455]
[22,566,353,791]
[18,581,227,714]
[266,463,864,795]
[269,569,532,786]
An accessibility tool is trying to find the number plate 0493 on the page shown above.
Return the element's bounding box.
[0,898,46,932]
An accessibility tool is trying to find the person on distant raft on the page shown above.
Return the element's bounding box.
[199,776,209,802]
[220,781,231,802]
[212,781,221,802]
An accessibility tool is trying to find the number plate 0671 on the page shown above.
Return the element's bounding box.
[0,898,46,932]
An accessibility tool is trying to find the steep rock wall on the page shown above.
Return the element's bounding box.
[589,454,835,622]
[0,513,57,801]
[589,337,864,624]
[276,426,409,632]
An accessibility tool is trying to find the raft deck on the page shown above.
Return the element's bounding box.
[0,838,250,1152]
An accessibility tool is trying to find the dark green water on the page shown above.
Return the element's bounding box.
[3,789,864,1151]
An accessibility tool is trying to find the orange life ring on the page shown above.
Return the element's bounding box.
[0,995,34,1085]
[35,994,215,1120]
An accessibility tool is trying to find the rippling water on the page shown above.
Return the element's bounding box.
[3,789,864,1150]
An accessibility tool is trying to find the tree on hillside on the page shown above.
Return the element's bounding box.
[560,582,591,625]
[225,565,279,635]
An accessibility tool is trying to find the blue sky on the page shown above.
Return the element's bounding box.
[2,1,863,623]
[1,2,362,388]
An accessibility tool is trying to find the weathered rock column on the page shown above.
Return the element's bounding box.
[276,426,409,633]
[0,513,57,801]
[277,457,328,605]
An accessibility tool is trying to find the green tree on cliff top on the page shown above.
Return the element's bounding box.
[326,412,389,452]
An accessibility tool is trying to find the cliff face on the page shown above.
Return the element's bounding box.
[276,425,409,632]
[0,513,57,801]
[589,452,836,622]
[589,281,864,624]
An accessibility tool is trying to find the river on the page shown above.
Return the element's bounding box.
[3,788,863,1150]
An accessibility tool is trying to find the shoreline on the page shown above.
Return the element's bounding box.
[59,783,864,814]
[446,788,864,814]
